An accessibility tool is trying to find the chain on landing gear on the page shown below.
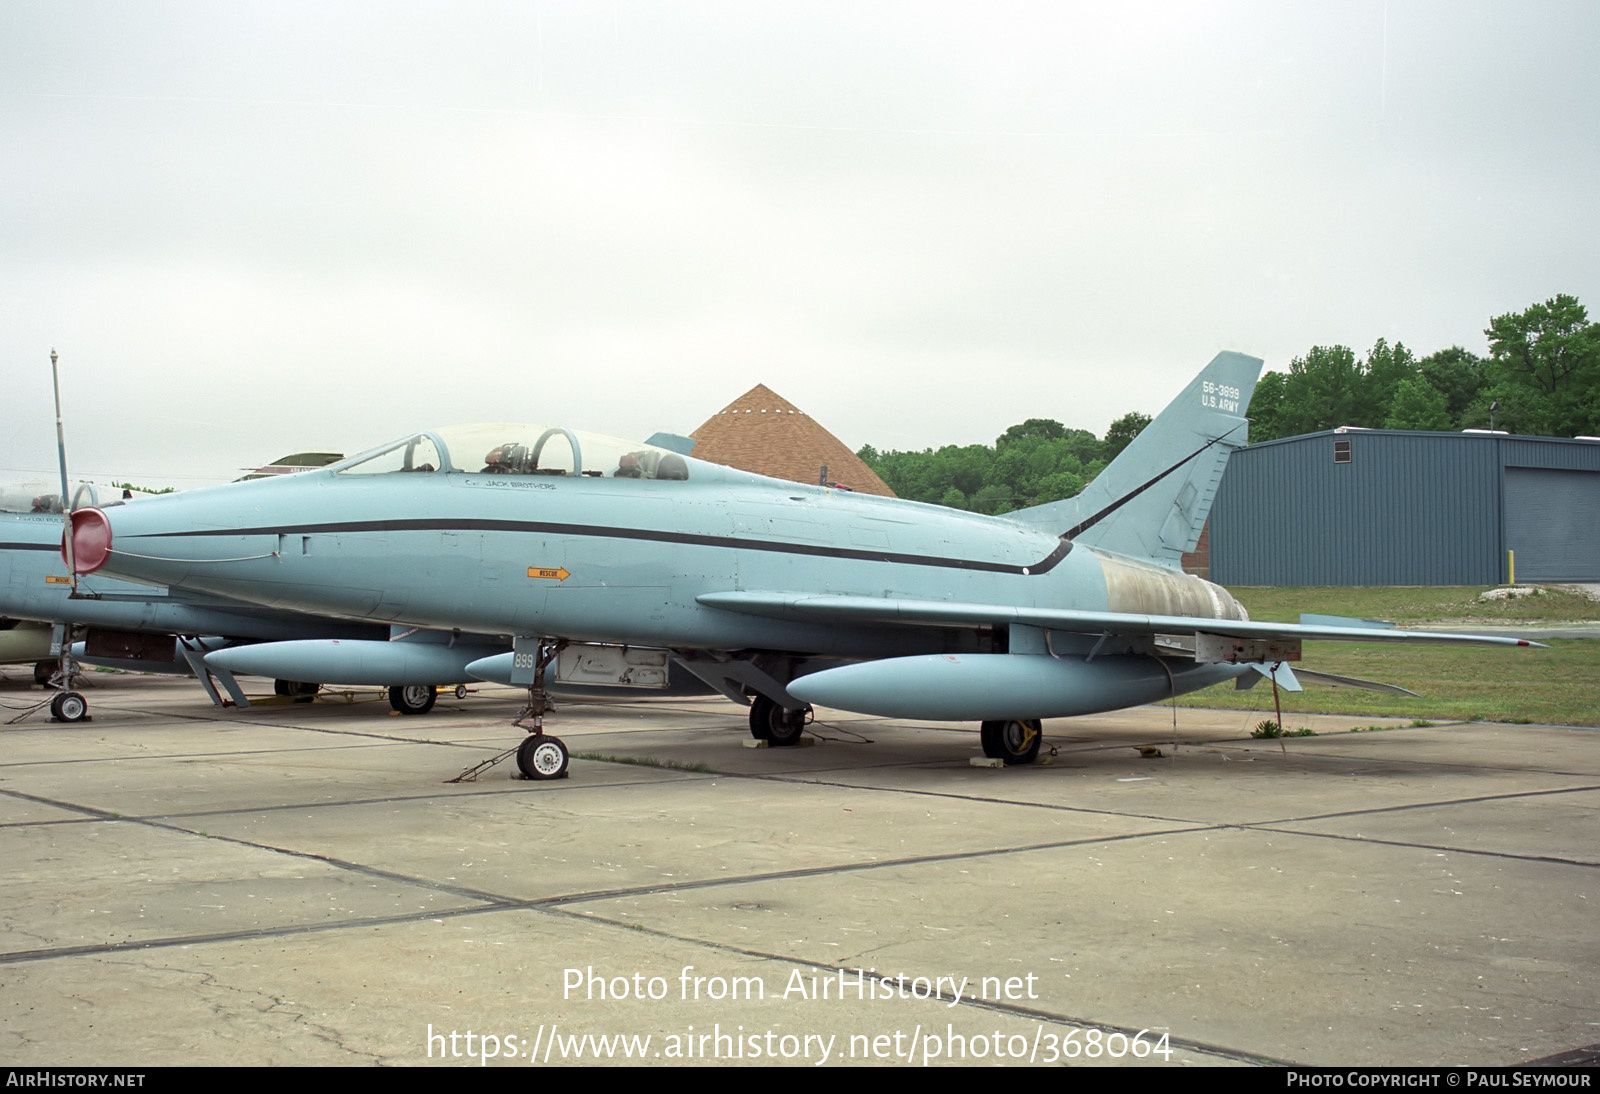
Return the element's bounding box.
[447,638,570,783]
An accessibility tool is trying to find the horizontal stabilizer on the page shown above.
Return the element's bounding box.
[1231,664,1417,696]
[1292,668,1421,696]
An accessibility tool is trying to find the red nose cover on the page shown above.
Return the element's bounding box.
[64,508,112,574]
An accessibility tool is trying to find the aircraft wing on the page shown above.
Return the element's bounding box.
[695,592,1546,649]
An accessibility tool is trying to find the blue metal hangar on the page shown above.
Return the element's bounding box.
[1208,429,1600,586]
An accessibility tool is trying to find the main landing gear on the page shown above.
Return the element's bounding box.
[274,680,321,702]
[388,684,437,715]
[980,718,1043,765]
[748,695,812,747]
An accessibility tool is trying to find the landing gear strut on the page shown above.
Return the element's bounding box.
[447,638,571,784]
[512,639,569,779]
[48,632,89,723]
[980,718,1043,765]
[749,695,812,747]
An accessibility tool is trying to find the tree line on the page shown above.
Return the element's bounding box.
[1251,294,1600,441]
[859,294,1600,515]
[857,411,1150,515]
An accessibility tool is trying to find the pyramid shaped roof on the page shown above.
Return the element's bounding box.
[690,384,896,498]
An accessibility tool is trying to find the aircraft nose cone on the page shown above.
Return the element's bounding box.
[64,508,112,574]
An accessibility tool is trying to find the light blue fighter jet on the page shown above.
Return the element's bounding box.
[64,353,1540,777]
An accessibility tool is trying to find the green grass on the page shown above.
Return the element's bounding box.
[1177,586,1600,727]
[1251,719,1320,738]
[1226,584,1600,625]
[1251,719,1284,738]
[1182,639,1597,726]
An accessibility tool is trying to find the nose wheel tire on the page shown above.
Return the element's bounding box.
[517,734,570,780]
[50,692,88,723]
[749,695,811,747]
[388,685,437,715]
[980,719,1043,765]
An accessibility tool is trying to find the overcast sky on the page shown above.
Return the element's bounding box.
[3,1,1597,488]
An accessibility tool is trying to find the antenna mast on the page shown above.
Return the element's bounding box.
[51,348,76,585]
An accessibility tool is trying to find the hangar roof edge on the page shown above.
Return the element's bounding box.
[1245,427,1600,450]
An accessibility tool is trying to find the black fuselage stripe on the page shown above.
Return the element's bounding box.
[1063,433,1229,539]
[132,519,1075,576]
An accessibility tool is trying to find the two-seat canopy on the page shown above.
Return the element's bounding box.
[332,424,691,482]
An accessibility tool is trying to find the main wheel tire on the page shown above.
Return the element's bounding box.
[749,695,810,747]
[388,684,437,715]
[748,695,774,741]
[34,661,54,687]
[50,691,88,723]
[980,718,1043,765]
[517,734,570,780]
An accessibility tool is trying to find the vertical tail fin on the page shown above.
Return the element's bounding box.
[1008,351,1263,568]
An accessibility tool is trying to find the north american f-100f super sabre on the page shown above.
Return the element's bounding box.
[64,352,1540,778]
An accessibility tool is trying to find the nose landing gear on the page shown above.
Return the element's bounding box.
[49,691,88,723]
